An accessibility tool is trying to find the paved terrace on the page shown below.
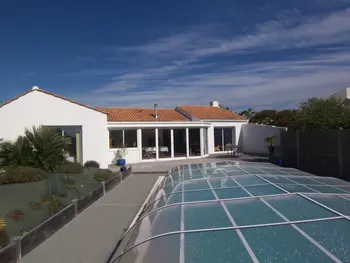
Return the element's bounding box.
[23,157,257,263]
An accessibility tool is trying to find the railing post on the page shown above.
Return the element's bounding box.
[119,171,123,183]
[11,236,21,263]
[296,131,300,169]
[72,199,78,216]
[101,181,106,195]
[338,129,343,178]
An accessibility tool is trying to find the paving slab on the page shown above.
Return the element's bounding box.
[22,173,160,263]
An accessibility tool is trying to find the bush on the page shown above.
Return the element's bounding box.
[0,167,47,184]
[93,169,113,182]
[84,160,100,168]
[0,126,70,172]
[55,162,84,174]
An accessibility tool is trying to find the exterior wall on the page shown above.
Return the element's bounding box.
[0,91,109,168]
[207,121,247,154]
[241,124,287,155]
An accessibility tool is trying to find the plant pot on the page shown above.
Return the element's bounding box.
[116,159,126,166]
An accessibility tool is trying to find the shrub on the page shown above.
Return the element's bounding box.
[84,160,100,168]
[55,162,84,174]
[30,202,42,211]
[41,196,64,215]
[93,169,113,182]
[0,126,70,172]
[7,209,24,220]
[0,166,47,184]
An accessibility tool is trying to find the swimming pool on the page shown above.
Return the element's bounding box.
[108,161,350,263]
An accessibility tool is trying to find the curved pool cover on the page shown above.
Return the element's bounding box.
[108,161,350,263]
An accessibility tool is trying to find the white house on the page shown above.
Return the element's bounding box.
[0,87,248,168]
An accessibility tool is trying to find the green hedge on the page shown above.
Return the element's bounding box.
[0,167,47,184]
[55,162,84,174]
[94,169,114,182]
[84,160,100,168]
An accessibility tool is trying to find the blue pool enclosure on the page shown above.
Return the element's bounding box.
[108,161,350,263]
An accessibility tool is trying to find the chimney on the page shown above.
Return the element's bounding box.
[154,104,158,119]
[210,101,219,107]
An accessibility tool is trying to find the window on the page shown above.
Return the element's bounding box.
[189,128,200,156]
[109,130,123,148]
[109,130,137,148]
[124,130,137,147]
[214,128,235,151]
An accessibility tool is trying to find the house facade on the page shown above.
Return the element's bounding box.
[0,87,248,168]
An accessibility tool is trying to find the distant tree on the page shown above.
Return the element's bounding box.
[219,104,231,111]
[294,97,350,131]
[237,108,256,119]
[275,110,298,127]
[250,110,278,125]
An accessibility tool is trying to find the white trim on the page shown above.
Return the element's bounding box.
[170,129,174,158]
[200,128,204,157]
[185,128,189,158]
[155,128,159,160]
[108,121,211,129]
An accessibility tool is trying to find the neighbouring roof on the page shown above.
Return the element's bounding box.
[0,88,107,114]
[177,105,247,120]
[97,107,190,122]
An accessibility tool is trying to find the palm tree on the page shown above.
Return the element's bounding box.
[0,126,71,171]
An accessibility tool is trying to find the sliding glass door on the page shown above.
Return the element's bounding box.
[141,129,156,160]
[158,129,171,158]
[214,127,235,152]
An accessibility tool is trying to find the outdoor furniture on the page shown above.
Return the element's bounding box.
[143,147,157,159]
[226,144,240,157]
[159,146,169,157]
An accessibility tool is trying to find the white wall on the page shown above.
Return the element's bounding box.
[207,121,247,154]
[241,124,287,155]
[0,90,109,168]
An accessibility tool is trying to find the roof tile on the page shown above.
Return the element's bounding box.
[97,108,190,122]
[178,106,247,120]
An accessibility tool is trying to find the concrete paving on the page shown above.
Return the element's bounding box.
[22,173,161,263]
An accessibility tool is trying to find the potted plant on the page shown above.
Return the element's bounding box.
[115,144,127,166]
[264,136,276,160]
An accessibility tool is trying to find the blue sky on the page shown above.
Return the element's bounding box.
[1,0,350,110]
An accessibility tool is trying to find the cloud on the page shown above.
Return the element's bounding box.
[73,7,350,110]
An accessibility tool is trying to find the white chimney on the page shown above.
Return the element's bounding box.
[32,86,39,90]
[210,101,219,107]
[154,104,158,118]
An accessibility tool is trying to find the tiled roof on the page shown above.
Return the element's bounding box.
[0,88,107,114]
[97,108,190,122]
[177,105,247,120]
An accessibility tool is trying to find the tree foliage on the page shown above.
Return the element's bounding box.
[294,97,350,131]
[238,97,350,131]
[0,126,70,171]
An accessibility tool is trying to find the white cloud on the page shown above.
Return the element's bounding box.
[73,7,350,110]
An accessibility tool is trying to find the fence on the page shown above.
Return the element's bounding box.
[281,130,350,180]
[0,167,132,263]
